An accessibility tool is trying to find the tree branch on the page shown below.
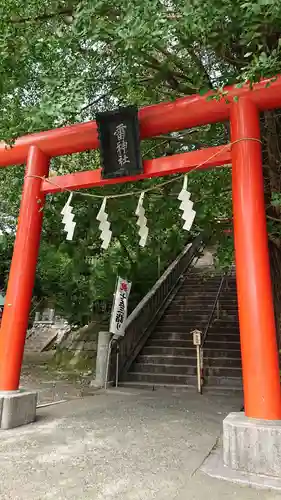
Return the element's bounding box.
[116,235,136,265]
[150,135,193,144]
[268,234,281,248]
[142,59,181,91]
[154,45,191,79]
[267,214,281,222]
[10,7,74,24]
[151,129,201,142]
[188,47,213,89]
[73,85,124,115]
[142,53,198,93]
[144,140,169,156]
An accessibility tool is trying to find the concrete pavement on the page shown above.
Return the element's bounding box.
[0,388,279,499]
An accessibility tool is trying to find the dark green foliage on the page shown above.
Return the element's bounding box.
[1,0,281,324]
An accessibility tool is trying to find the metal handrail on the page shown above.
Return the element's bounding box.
[116,234,206,380]
[198,270,229,394]
[201,273,226,348]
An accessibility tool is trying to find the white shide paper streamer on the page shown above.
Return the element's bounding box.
[61,193,76,241]
[96,197,112,249]
[135,192,149,247]
[178,176,196,231]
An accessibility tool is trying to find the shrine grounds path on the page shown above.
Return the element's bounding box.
[0,385,279,500]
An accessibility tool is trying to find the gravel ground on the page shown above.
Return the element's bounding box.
[21,352,96,405]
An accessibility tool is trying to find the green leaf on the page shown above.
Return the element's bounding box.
[0,0,279,326]
[271,193,281,207]
[199,86,210,96]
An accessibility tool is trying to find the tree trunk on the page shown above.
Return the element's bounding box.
[262,110,281,346]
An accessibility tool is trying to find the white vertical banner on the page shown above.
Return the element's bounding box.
[110,277,132,337]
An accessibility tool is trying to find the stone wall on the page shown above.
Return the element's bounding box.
[25,307,108,372]
[25,315,70,353]
[54,320,107,370]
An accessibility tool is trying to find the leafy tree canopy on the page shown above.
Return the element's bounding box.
[1,0,281,323]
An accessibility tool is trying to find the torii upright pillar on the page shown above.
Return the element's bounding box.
[0,146,49,429]
[231,97,281,420]
[222,98,281,481]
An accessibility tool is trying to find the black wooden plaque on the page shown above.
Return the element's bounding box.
[96,105,143,179]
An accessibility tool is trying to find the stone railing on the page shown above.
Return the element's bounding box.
[118,234,205,379]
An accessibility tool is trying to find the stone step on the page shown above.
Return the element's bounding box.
[205,376,243,388]
[175,290,238,296]
[170,306,234,313]
[204,340,240,350]
[137,354,197,366]
[215,303,239,310]
[180,283,205,288]
[180,281,236,287]
[183,275,223,280]
[130,363,242,378]
[157,319,239,329]
[154,324,208,333]
[180,279,226,285]
[172,296,238,304]
[127,371,198,385]
[166,306,238,314]
[184,274,224,279]
[177,287,227,292]
[154,329,240,340]
[153,328,239,336]
[177,287,236,293]
[152,329,240,338]
[147,338,196,347]
[119,381,243,395]
[202,386,243,396]
[123,374,242,389]
[204,334,240,342]
[204,348,241,358]
[178,291,227,297]
[155,325,207,333]
[207,330,240,338]
[156,316,211,324]
[213,318,239,324]
[131,363,197,375]
[152,332,199,340]
[119,381,197,391]
[167,300,238,307]
[137,354,241,368]
[153,326,206,333]
[141,344,241,356]
[203,366,242,378]
[146,339,240,350]
[203,356,241,368]
[178,291,235,298]
[207,325,240,333]
[142,345,197,356]
[166,308,238,316]
[123,266,242,394]
[213,315,239,321]
[178,289,216,296]
[152,333,240,343]
[160,313,213,321]
[165,303,216,309]
[156,320,207,327]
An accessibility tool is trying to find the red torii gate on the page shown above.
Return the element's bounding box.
[0,77,281,421]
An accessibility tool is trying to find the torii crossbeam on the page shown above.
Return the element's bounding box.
[0,77,281,422]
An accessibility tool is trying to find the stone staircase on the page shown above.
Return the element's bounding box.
[121,268,242,394]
